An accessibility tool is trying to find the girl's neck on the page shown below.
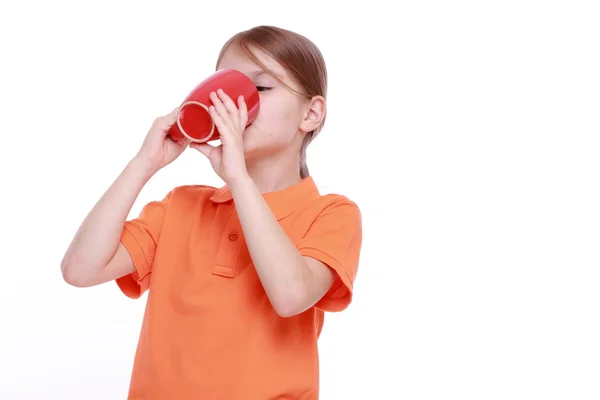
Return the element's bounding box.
[244,153,303,194]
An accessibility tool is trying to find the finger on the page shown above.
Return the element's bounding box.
[217,88,238,117]
[209,91,231,121]
[208,105,231,139]
[238,96,248,129]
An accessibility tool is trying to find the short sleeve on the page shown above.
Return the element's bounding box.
[116,190,173,299]
[297,198,363,312]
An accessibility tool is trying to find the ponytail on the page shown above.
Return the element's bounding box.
[299,131,315,178]
[299,148,310,178]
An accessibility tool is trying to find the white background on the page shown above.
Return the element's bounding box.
[1,1,599,399]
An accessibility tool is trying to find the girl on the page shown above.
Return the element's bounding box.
[61,25,362,400]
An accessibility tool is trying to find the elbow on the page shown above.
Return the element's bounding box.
[272,290,308,318]
[60,259,91,288]
[61,263,82,287]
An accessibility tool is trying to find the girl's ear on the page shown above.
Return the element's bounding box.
[300,95,326,133]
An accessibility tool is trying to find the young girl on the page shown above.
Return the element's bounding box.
[61,25,362,400]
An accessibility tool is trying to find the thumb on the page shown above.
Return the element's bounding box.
[177,137,192,146]
[190,142,216,158]
[166,107,180,126]
[175,137,191,150]
[155,107,180,131]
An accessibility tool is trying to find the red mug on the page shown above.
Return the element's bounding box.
[168,69,260,143]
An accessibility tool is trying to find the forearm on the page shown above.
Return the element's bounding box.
[61,157,155,278]
[229,176,311,315]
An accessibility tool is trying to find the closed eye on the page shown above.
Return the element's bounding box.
[256,86,272,92]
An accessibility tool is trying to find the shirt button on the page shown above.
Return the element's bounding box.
[228,231,238,241]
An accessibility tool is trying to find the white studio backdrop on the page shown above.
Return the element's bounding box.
[1,1,599,399]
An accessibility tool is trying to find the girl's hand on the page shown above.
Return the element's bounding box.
[135,108,191,175]
[190,89,249,184]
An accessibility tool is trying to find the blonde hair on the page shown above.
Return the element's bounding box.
[216,25,328,178]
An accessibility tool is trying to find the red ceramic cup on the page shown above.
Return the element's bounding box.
[168,69,260,143]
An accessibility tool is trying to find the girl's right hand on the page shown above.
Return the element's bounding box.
[134,108,191,174]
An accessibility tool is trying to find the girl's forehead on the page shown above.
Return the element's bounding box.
[218,45,287,79]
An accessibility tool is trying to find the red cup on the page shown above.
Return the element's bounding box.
[168,69,260,143]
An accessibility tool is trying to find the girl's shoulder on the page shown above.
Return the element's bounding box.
[312,192,361,215]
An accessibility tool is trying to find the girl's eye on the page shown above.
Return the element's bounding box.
[256,86,271,92]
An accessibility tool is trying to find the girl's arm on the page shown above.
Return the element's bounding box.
[61,109,189,287]
[229,176,335,317]
[60,158,154,287]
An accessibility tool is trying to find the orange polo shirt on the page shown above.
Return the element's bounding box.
[115,176,362,399]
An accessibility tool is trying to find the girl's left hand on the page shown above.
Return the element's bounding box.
[190,89,249,184]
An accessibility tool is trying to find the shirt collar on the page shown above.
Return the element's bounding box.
[210,176,321,220]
